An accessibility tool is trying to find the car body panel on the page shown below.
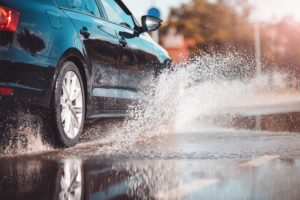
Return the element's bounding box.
[0,0,171,120]
[62,8,122,114]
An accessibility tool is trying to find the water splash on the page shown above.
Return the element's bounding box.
[0,111,52,157]
[94,54,266,153]
[0,54,288,157]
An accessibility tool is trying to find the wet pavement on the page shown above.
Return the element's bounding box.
[1,81,300,200]
[1,125,300,200]
[3,53,300,199]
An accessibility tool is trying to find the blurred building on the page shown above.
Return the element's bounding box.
[160,28,195,63]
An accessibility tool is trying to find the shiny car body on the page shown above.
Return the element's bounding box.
[0,0,170,146]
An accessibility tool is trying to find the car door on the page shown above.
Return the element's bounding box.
[99,0,158,110]
[62,0,121,117]
[118,30,159,110]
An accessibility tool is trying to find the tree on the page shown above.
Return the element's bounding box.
[162,0,300,81]
[160,0,254,55]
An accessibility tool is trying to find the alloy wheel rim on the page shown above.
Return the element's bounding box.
[59,159,82,200]
[60,71,83,139]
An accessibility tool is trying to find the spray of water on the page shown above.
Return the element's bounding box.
[0,54,287,157]
[0,110,52,157]
[94,54,268,153]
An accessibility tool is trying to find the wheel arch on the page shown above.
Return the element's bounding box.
[49,48,91,117]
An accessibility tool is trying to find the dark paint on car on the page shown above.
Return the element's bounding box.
[0,0,170,147]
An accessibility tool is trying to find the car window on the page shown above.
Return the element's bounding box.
[55,0,69,7]
[99,0,135,29]
[68,0,101,18]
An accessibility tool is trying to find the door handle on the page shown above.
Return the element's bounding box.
[119,39,127,48]
[80,27,90,39]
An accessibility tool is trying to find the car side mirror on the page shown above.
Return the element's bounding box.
[140,15,163,33]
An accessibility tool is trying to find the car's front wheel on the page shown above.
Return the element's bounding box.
[50,61,85,147]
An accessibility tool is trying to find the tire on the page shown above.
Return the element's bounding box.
[50,61,85,147]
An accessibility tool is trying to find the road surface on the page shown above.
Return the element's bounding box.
[1,92,300,200]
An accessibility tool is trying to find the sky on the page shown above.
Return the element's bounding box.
[122,0,191,21]
[249,0,300,21]
[123,0,300,22]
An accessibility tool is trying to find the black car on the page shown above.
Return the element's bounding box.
[0,0,170,147]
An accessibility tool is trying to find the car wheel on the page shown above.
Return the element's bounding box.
[51,61,85,147]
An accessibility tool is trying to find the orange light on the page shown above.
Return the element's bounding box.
[0,6,19,32]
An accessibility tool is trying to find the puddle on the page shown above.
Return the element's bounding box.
[0,54,297,159]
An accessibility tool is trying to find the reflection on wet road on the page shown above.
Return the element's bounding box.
[1,128,300,200]
[2,67,300,199]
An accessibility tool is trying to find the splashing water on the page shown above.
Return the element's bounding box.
[0,54,287,157]
[0,110,52,157]
[94,54,266,153]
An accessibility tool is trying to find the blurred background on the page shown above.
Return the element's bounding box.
[124,0,300,90]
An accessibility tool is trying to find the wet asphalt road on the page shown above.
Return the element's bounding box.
[1,118,300,200]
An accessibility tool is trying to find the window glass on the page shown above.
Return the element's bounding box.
[68,0,101,18]
[100,0,135,29]
[55,0,69,7]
